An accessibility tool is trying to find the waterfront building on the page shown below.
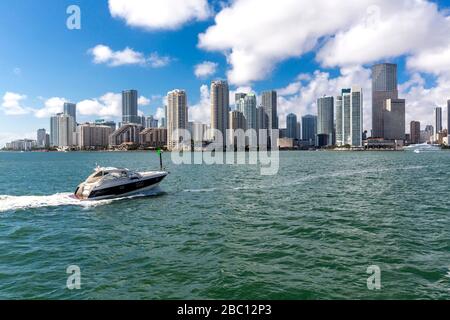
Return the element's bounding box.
[139,128,167,148]
[77,123,113,149]
[286,113,298,139]
[372,63,398,138]
[146,116,159,128]
[50,113,76,147]
[237,93,257,130]
[95,120,116,132]
[228,110,246,148]
[336,87,363,147]
[188,122,208,143]
[424,125,434,143]
[448,100,450,141]
[36,129,48,148]
[167,89,188,151]
[235,93,247,106]
[256,106,268,131]
[261,90,278,130]
[64,102,77,124]
[383,99,406,141]
[210,80,229,145]
[296,122,302,141]
[302,115,317,146]
[317,96,334,146]
[435,107,443,142]
[109,123,143,147]
[5,139,37,151]
[410,121,421,144]
[122,90,140,124]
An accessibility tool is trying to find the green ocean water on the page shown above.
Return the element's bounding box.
[0,151,449,299]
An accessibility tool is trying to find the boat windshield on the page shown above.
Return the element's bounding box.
[86,171,106,183]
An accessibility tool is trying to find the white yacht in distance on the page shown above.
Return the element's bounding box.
[75,167,168,201]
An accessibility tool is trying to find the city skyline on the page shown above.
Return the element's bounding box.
[2,0,450,147]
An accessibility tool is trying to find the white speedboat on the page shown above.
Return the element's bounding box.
[74,167,168,201]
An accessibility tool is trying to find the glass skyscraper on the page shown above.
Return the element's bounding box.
[122,90,139,124]
[302,115,317,146]
[372,63,398,138]
[286,113,297,139]
[336,88,363,147]
[317,96,334,146]
[237,93,257,130]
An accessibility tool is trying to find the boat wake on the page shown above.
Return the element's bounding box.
[0,188,164,213]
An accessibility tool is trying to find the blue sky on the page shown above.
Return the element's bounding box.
[1,0,450,146]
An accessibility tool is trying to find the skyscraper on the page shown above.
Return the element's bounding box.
[122,90,139,124]
[37,129,47,148]
[383,99,405,141]
[336,88,364,147]
[167,89,188,151]
[261,91,278,130]
[50,113,75,147]
[372,63,398,138]
[302,115,317,146]
[63,102,77,124]
[286,113,297,139]
[210,80,229,144]
[317,96,334,146]
[410,121,421,144]
[237,93,257,130]
[235,93,247,105]
[256,106,268,132]
[435,107,443,136]
[448,100,450,141]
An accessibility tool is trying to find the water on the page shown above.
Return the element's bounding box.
[0,151,449,299]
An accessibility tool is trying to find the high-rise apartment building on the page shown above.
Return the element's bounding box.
[383,99,405,141]
[63,102,77,125]
[261,91,278,130]
[77,123,113,149]
[36,129,48,148]
[237,93,257,130]
[167,89,188,151]
[286,113,297,139]
[211,80,229,144]
[372,63,398,138]
[435,106,443,138]
[410,121,421,144]
[336,88,363,147]
[317,96,334,146]
[122,90,140,124]
[50,113,75,147]
[302,115,317,146]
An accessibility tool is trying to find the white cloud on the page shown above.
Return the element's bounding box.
[138,96,151,106]
[77,93,122,118]
[407,44,450,76]
[154,107,165,120]
[198,0,450,85]
[317,1,450,68]
[1,92,30,115]
[34,97,67,118]
[89,45,171,68]
[108,0,211,30]
[276,66,372,128]
[188,84,210,124]
[194,61,218,78]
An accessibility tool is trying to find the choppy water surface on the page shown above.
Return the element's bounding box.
[0,151,449,299]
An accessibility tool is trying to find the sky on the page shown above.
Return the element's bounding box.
[1,0,450,146]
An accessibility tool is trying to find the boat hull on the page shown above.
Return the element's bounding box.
[75,173,167,201]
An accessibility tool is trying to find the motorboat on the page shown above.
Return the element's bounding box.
[74,167,168,201]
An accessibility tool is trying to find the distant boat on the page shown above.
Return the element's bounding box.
[414,149,420,154]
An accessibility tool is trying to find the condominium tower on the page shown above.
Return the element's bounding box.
[336,88,363,147]
[211,80,229,144]
[317,96,334,146]
[167,89,188,151]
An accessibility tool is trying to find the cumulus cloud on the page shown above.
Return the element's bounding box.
[188,84,210,124]
[276,66,372,128]
[34,97,67,118]
[407,44,450,76]
[194,61,218,78]
[108,0,211,30]
[89,45,171,68]
[77,93,122,118]
[198,0,450,85]
[1,92,30,115]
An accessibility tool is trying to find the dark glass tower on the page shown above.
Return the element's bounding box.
[122,90,139,124]
[372,63,398,138]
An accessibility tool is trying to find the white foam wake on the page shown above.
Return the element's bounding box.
[0,193,114,213]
